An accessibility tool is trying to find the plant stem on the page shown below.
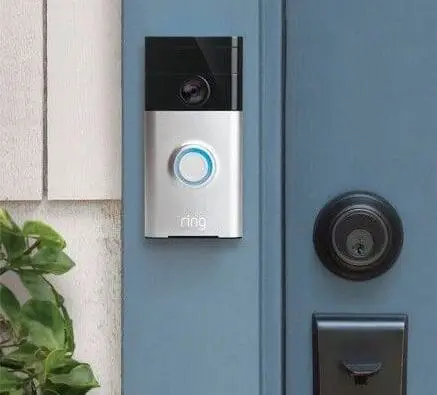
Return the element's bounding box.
[22,240,41,256]
[0,340,24,349]
[0,343,19,349]
[0,364,34,378]
[6,240,41,269]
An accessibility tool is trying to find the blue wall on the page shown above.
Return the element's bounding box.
[122,0,267,394]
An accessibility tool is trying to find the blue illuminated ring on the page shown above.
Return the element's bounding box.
[173,145,215,187]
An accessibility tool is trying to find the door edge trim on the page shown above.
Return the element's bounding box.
[259,0,286,393]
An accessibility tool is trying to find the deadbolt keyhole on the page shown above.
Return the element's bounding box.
[353,244,365,257]
[346,229,374,260]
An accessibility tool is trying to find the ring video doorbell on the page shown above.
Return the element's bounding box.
[144,36,243,238]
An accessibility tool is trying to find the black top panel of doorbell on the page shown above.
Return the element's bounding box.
[145,37,242,74]
[145,36,243,111]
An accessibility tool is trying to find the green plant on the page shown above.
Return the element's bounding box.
[0,208,99,394]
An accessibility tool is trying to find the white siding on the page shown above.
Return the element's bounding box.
[47,0,121,200]
[1,1,122,394]
[0,0,43,200]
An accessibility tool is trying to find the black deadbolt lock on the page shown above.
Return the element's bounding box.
[313,191,403,281]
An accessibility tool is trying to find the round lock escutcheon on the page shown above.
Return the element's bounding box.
[313,191,404,281]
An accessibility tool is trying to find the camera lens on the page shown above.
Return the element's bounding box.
[179,76,210,106]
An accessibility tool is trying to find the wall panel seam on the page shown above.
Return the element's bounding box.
[43,0,48,196]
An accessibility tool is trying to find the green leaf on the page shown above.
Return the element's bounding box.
[47,357,81,375]
[42,352,86,392]
[30,248,75,275]
[0,284,20,325]
[22,221,66,250]
[41,390,61,395]
[0,366,25,392]
[11,255,32,269]
[44,349,69,375]
[48,364,99,390]
[20,300,65,350]
[0,209,16,232]
[9,389,25,395]
[39,349,69,385]
[0,209,26,260]
[19,272,56,303]
[1,343,39,367]
[18,273,75,352]
[60,389,88,395]
[42,384,87,395]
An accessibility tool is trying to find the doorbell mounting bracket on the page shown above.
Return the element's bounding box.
[144,36,243,238]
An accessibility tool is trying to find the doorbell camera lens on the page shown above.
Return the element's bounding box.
[179,76,211,106]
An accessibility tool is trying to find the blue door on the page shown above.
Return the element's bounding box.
[285,0,437,394]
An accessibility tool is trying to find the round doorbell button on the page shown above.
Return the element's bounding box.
[173,145,215,187]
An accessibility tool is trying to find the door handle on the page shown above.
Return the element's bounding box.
[341,361,382,386]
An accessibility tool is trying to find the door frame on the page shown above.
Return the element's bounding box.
[258,0,285,394]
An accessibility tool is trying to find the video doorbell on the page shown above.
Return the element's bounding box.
[144,36,243,238]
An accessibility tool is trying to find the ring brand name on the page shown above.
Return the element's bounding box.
[179,214,207,231]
